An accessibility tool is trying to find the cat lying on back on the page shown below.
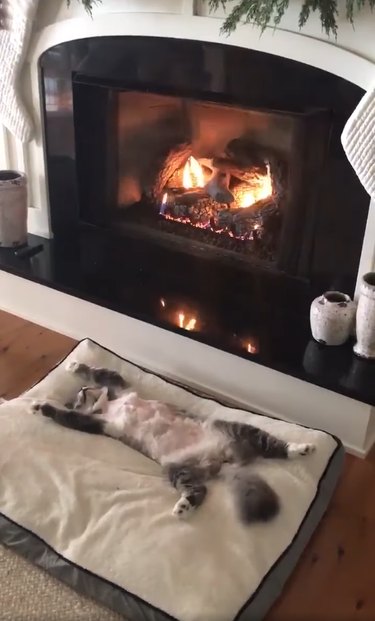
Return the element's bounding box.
[32,361,315,523]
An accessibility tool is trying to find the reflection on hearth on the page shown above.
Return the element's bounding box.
[158,295,260,356]
[159,297,199,332]
[245,338,259,355]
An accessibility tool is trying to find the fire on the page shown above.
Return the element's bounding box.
[178,311,197,331]
[246,339,259,354]
[238,164,273,208]
[178,312,185,328]
[185,318,196,331]
[182,156,204,190]
[159,193,168,215]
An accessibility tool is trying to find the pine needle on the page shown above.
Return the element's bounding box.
[67,0,102,17]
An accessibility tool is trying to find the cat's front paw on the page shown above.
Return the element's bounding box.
[66,360,81,374]
[172,496,195,519]
[30,400,44,415]
[30,400,56,419]
[287,442,316,458]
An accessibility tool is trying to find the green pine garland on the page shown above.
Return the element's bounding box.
[71,0,375,37]
[209,0,375,36]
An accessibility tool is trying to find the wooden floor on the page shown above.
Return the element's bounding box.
[0,310,374,620]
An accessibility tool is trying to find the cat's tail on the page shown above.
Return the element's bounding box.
[227,468,280,523]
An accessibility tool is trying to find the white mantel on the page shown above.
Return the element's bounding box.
[0,0,374,455]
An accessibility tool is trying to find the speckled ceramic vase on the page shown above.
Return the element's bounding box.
[354,272,375,359]
[0,170,27,247]
[310,291,356,346]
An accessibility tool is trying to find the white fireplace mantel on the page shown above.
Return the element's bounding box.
[0,0,374,456]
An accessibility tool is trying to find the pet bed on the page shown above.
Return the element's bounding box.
[0,339,344,621]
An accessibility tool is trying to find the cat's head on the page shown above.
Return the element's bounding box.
[72,386,107,414]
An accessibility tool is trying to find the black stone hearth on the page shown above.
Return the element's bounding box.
[1,233,374,407]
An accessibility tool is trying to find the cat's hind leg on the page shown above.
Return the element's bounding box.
[166,464,207,519]
[285,442,316,458]
[214,419,315,461]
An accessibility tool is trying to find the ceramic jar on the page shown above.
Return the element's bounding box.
[353,272,375,359]
[310,291,356,346]
[0,170,27,247]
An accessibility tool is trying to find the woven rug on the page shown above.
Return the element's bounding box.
[0,544,123,621]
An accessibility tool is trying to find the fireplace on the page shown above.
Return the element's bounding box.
[39,37,369,353]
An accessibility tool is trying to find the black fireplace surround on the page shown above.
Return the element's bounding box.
[1,36,374,405]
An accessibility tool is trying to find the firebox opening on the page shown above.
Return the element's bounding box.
[73,80,331,274]
[113,90,293,267]
[116,91,298,262]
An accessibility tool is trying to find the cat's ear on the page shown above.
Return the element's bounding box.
[66,360,81,374]
[92,387,109,413]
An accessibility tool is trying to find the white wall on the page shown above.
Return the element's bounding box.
[35,0,375,63]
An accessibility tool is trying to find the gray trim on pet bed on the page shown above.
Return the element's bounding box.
[235,441,344,620]
[0,512,175,621]
[0,339,345,621]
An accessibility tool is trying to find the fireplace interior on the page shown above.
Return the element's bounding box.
[74,76,330,277]
[10,36,369,404]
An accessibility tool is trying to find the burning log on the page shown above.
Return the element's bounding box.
[173,189,207,206]
[162,192,226,228]
[205,169,234,204]
[153,143,192,199]
[217,198,279,236]
[224,138,269,171]
[213,161,269,185]
[233,198,278,222]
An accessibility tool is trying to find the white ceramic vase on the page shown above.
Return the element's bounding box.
[353,272,375,359]
[0,170,27,247]
[310,291,356,346]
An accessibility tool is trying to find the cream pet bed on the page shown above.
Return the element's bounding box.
[0,339,344,621]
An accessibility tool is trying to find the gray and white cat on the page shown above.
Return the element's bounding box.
[32,361,315,523]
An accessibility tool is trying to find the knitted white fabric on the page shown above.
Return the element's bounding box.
[0,0,40,142]
[341,81,375,201]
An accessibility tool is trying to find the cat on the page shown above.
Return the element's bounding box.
[31,361,315,523]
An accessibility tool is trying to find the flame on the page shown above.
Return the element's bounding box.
[177,311,197,331]
[238,164,273,208]
[185,318,196,331]
[182,156,204,190]
[160,298,166,308]
[159,192,168,215]
[246,340,259,354]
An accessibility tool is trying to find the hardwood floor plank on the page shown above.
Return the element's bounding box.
[0,311,75,398]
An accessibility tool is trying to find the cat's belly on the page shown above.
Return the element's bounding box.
[143,416,206,460]
[106,395,208,462]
